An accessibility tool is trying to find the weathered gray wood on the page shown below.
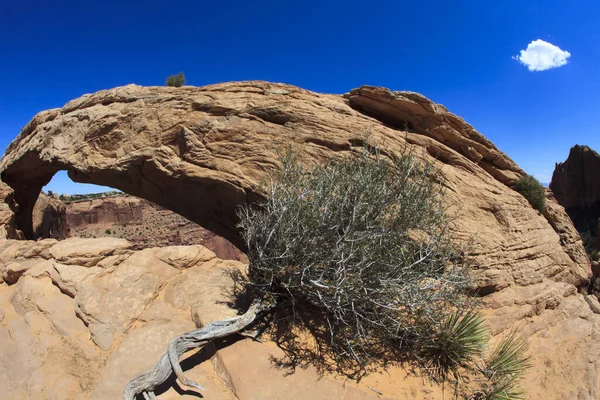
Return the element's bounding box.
[123,300,267,400]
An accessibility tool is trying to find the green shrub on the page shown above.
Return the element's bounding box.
[235,145,479,378]
[165,72,185,87]
[514,174,546,212]
[105,229,111,235]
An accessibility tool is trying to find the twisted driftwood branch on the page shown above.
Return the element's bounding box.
[124,300,268,400]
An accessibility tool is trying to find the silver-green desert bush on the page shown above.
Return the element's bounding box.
[235,145,480,378]
[124,144,530,399]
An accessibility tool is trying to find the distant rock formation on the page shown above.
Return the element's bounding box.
[551,145,600,208]
[0,81,597,398]
[66,194,245,261]
[67,195,144,227]
[551,145,600,250]
[1,186,69,241]
[0,181,23,239]
[32,193,69,240]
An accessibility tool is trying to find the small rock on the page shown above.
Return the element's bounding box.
[50,237,131,267]
[89,322,115,351]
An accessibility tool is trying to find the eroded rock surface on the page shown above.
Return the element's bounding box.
[0,238,248,399]
[0,181,23,239]
[1,187,68,241]
[0,81,596,398]
[0,236,598,399]
[0,82,528,248]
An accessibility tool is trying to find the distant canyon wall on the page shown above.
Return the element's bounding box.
[1,183,244,261]
[65,194,245,261]
[67,196,145,228]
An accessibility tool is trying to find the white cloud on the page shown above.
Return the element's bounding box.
[513,39,571,72]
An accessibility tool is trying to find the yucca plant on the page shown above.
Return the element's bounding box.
[485,331,530,377]
[420,311,487,383]
[468,331,531,400]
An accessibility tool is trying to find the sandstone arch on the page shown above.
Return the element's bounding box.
[1,81,599,399]
[2,157,252,250]
[0,82,524,249]
[0,81,588,283]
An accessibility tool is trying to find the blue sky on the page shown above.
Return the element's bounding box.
[1,0,599,193]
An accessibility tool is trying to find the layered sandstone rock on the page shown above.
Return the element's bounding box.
[0,82,529,249]
[551,145,600,253]
[67,195,144,227]
[0,81,596,398]
[551,145,600,209]
[66,194,244,260]
[0,238,245,399]
[32,192,69,240]
[0,237,598,400]
[1,187,69,241]
[0,181,23,239]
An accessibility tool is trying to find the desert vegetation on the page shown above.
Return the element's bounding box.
[514,174,546,212]
[58,190,122,202]
[124,145,528,399]
[165,72,185,87]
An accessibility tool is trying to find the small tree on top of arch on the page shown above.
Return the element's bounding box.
[166,72,185,87]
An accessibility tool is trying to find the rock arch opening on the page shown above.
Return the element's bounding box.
[1,156,254,255]
[15,169,247,261]
[0,84,276,254]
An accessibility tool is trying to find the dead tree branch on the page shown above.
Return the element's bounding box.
[123,300,269,400]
